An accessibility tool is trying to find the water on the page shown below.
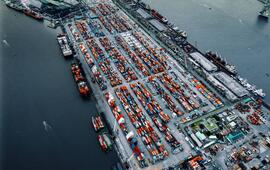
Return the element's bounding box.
[1,0,270,169]
[0,2,119,170]
[143,0,270,103]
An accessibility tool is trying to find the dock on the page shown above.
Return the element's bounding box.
[53,0,270,169]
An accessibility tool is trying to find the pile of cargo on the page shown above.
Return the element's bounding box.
[111,47,138,81]
[83,38,107,90]
[130,82,182,151]
[104,92,147,168]
[99,37,113,52]
[79,43,94,68]
[96,3,116,16]
[148,76,183,116]
[87,19,105,37]
[115,86,169,162]
[100,58,122,87]
[75,21,92,40]
[158,73,199,112]
[90,6,101,16]
[190,77,223,108]
[86,37,122,87]
[188,155,205,170]
[98,36,138,82]
[133,31,168,69]
[68,24,81,42]
[91,65,107,90]
[115,35,150,76]
[71,62,90,97]
[107,14,132,33]
[92,115,105,132]
[134,48,165,74]
[152,116,182,152]
[247,109,263,125]
[86,38,104,60]
[99,16,114,34]
[130,82,170,122]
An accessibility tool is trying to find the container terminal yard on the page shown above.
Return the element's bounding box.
[5,0,270,169]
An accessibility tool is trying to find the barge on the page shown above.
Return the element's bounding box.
[92,115,105,132]
[57,34,73,57]
[71,62,90,97]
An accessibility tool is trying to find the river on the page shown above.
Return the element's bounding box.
[0,1,119,170]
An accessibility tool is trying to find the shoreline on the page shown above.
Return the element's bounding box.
[2,0,270,169]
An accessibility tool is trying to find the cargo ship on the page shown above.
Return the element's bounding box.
[151,9,168,24]
[98,134,112,151]
[23,8,43,21]
[57,34,73,57]
[71,63,90,97]
[92,116,105,132]
[205,51,237,76]
[5,1,24,12]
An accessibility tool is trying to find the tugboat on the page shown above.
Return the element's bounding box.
[71,62,90,97]
[23,8,43,21]
[205,51,237,76]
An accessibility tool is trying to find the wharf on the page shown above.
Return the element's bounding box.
[58,0,270,169]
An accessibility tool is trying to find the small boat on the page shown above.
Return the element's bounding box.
[254,89,266,98]
[179,30,188,39]
[92,116,104,132]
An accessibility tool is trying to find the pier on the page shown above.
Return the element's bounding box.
[56,0,270,169]
[44,0,270,169]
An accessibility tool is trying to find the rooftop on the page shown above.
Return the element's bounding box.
[190,52,218,72]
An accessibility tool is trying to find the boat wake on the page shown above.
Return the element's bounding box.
[43,121,53,132]
[199,3,212,10]
[2,39,10,47]
[238,18,243,24]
